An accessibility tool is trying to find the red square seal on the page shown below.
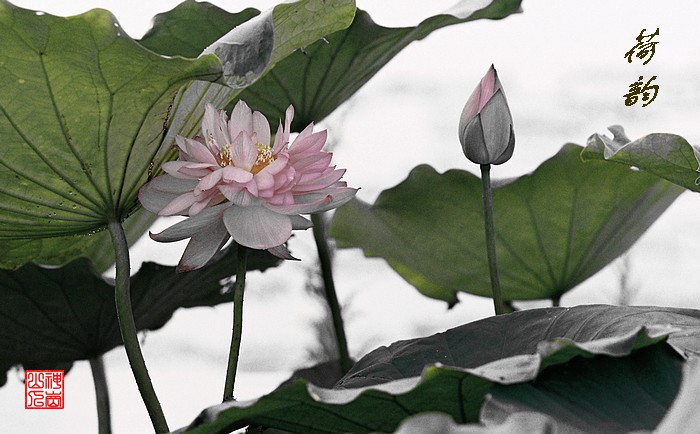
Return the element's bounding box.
[25,370,64,409]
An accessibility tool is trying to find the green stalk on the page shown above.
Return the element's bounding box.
[479,164,505,315]
[89,356,112,434]
[223,245,248,402]
[311,213,352,374]
[107,220,169,433]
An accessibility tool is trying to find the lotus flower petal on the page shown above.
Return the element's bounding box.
[150,204,230,242]
[177,220,230,272]
[252,111,271,146]
[267,243,299,260]
[223,205,292,250]
[231,131,257,171]
[139,175,199,214]
[177,136,218,165]
[158,192,198,216]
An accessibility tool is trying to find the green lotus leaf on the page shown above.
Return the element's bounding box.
[0,0,222,239]
[0,206,153,271]
[337,305,700,388]
[330,144,684,304]
[581,125,700,192]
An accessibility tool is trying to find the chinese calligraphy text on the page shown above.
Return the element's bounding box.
[624,28,659,65]
[623,28,660,107]
[623,75,659,107]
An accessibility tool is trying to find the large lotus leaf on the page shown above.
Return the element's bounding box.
[234,0,523,129]
[177,318,688,434]
[330,144,685,304]
[0,244,280,387]
[0,0,222,239]
[337,305,700,388]
[0,0,356,270]
[581,125,700,192]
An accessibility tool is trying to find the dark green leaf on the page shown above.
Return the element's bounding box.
[330,144,684,303]
[179,306,700,433]
[581,125,700,192]
[139,1,260,58]
[0,244,280,386]
[234,0,523,129]
[279,359,352,390]
[481,345,681,433]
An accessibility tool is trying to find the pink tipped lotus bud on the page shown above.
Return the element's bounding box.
[458,65,515,165]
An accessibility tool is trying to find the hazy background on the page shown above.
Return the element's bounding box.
[2,0,699,432]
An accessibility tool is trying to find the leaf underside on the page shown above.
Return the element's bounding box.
[0,0,222,239]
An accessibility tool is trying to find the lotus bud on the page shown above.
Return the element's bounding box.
[458,65,515,165]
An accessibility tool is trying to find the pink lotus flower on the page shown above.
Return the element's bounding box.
[139,101,357,271]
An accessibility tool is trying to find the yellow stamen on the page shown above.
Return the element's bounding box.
[216,142,275,173]
[218,144,233,167]
[251,143,274,174]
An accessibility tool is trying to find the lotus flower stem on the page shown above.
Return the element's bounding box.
[107,220,168,433]
[89,356,112,434]
[223,245,248,402]
[479,164,505,315]
[311,212,352,374]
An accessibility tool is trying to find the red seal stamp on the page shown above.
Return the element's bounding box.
[25,370,64,409]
